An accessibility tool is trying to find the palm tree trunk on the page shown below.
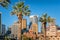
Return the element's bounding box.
[44,22,46,40]
[17,12,22,40]
[42,22,46,40]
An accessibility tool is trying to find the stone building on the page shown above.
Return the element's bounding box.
[10,19,27,39]
[39,23,60,40]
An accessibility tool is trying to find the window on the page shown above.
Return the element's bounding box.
[57,38,59,40]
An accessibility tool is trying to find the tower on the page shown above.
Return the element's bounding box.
[29,15,38,34]
[2,24,6,35]
[22,19,27,29]
[30,15,38,24]
[49,22,57,36]
[0,13,2,35]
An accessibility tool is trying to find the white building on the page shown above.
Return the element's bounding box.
[10,21,19,38]
[29,15,38,24]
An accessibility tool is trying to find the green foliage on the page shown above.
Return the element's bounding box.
[39,13,55,34]
[39,13,55,23]
[11,2,30,16]
[47,16,55,23]
[0,0,10,8]
[47,16,51,22]
[39,13,47,23]
[22,35,33,40]
[5,36,11,40]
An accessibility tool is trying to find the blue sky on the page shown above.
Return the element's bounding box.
[0,0,60,32]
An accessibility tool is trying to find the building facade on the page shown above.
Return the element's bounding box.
[31,23,38,34]
[29,15,38,24]
[0,13,2,35]
[22,19,27,29]
[39,22,60,40]
[29,15,38,34]
[10,19,27,39]
[2,24,6,35]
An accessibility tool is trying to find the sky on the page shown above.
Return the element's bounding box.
[0,0,60,32]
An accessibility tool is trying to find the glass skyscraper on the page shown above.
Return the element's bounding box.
[29,15,38,24]
[29,15,38,34]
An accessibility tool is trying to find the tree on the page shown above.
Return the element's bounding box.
[39,13,55,40]
[39,13,47,40]
[4,27,11,40]
[0,0,10,8]
[47,16,55,26]
[11,2,30,40]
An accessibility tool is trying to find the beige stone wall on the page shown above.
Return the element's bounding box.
[39,36,60,40]
[46,25,57,36]
[49,26,57,36]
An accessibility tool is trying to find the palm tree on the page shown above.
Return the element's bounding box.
[0,0,10,8]
[47,16,52,26]
[39,13,47,40]
[47,16,55,26]
[11,2,30,40]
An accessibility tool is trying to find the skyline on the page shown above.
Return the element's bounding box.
[0,0,60,32]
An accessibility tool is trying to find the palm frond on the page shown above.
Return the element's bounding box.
[0,0,10,8]
[11,10,18,15]
[51,18,55,22]
[0,2,8,8]
[42,13,47,17]
[47,16,51,22]
[26,10,30,16]
[11,11,15,15]
[5,0,11,3]
[16,2,24,8]
[11,2,30,16]
[23,10,30,16]
[0,0,4,3]
[24,5,29,10]
[39,17,44,22]
[13,6,17,10]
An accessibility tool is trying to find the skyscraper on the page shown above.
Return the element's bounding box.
[22,19,27,29]
[30,15,38,24]
[2,24,6,35]
[29,15,38,34]
[10,22,19,38]
[10,19,27,39]
[0,13,1,34]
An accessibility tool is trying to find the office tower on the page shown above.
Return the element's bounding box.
[22,19,27,29]
[30,15,38,24]
[29,15,38,34]
[10,21,19,38]
[10,19,27,39]
[2,24,6,35]
[0,13,2,35]
[31,23,38,34]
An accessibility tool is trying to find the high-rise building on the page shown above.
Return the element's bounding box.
[31,23,38,34]
[10,21,19,38]
[10,19,27,39]
[2,24,6,35]
[29,15,38,34]
[0,13,2,35]
[46,22,57,36]
[29,15,38,24]
[22,19,27,29]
